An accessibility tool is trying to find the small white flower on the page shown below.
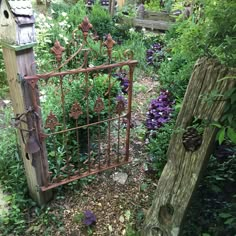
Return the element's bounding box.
[59,21,65,27]
[61,12,67,17]
[142,27,146,33]
[63,37,69,44]
[129,28,135,33]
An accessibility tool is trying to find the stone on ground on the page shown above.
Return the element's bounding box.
[112,172,128,185]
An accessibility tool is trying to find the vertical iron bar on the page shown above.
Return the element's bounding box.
[117,114,121,163]
[86,71,91,172]
[59,76,66,130]
[83,50,91,172]
[107,71,111,166]
[125,65,135,161]
[98,113,101,169]
[53,135,58,175]
[75,119,80,174]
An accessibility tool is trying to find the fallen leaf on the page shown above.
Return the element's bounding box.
[119,215,125,223]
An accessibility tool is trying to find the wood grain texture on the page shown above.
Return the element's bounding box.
[133,18,172,31]
[141,58,236,236]
[2,47,52,205]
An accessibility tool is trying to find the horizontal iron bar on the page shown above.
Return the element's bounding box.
[40,160,131,192]
[24,60,138,80]
[47,113,128,136]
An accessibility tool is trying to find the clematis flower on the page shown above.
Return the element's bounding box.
[146,90,174,131]
[83,210,96,226]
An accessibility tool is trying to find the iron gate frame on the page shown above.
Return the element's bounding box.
[22,17,138,192]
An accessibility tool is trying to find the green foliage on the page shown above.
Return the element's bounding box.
[203,0,236,67]
[89,3,114,38]
[146,119,175,177]
[0,105,31,235]
[183,148,236,235]
[0,46,8,98]
[144,0,161,11]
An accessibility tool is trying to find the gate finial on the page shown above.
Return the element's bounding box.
[79,16,93,42]
[103,34,116,60]
[51,40,65,64]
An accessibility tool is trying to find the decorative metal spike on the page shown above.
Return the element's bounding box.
[94,97,104,113]
[69,101,83,120]
[116,100,125,115]
[79,16,93,41]
[45,111,60,131]
[103,34,116,59]
[51,40,65,64]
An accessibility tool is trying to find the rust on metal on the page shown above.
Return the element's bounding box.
[116,100,126,115]
[45,111,61,131]
[70,101,83,120]
[51,40,65,64]
[79,16,93,41]
[94,97,104,113]
[23,17,138,191]
[103,33,116,59]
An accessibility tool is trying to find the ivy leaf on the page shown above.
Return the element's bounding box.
[219,213,231,219]
[224,218,235,225]
[227,127,236,144]
[211,122,222,128]
[217,128,225,145]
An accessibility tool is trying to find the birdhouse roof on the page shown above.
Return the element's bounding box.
[7,0,33,16]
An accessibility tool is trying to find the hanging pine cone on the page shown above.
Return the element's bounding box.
[182,127,202,152]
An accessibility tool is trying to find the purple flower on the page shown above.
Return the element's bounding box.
[83,210,96,226]
[146,90,174,131]
[113,71,129,94]
[146,42,165,67]
[116,95,127,104]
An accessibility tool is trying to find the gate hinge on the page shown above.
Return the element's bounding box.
[17,73,24,83]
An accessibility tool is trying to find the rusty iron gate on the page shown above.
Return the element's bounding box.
[21,17,137,191]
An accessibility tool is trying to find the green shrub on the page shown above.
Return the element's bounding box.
[88,3,114,38]
[183,146,236,235]
[146,119,175,177]
[0,46,8,98]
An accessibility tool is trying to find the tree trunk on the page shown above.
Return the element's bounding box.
[141,57,236,236]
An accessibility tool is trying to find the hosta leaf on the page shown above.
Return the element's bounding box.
[217,128,225,145]
[227,127,236,144]
[224,218,235,225]
[219,213,231,218]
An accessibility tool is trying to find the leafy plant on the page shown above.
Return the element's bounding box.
[0,105,32,235]
[144,0,161,11]
[183,143,236,235]
[146,120,175,177]
[0,46,8,98]
[89,2,114,38]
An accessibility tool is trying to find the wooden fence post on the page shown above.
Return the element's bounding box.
[0,0,52,205]
[141,57,236,235]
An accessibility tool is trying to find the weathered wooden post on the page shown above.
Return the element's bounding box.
[0,0,52,205]
[141,58,236,235]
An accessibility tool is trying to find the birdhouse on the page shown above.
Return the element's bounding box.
[0,0,35,45]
